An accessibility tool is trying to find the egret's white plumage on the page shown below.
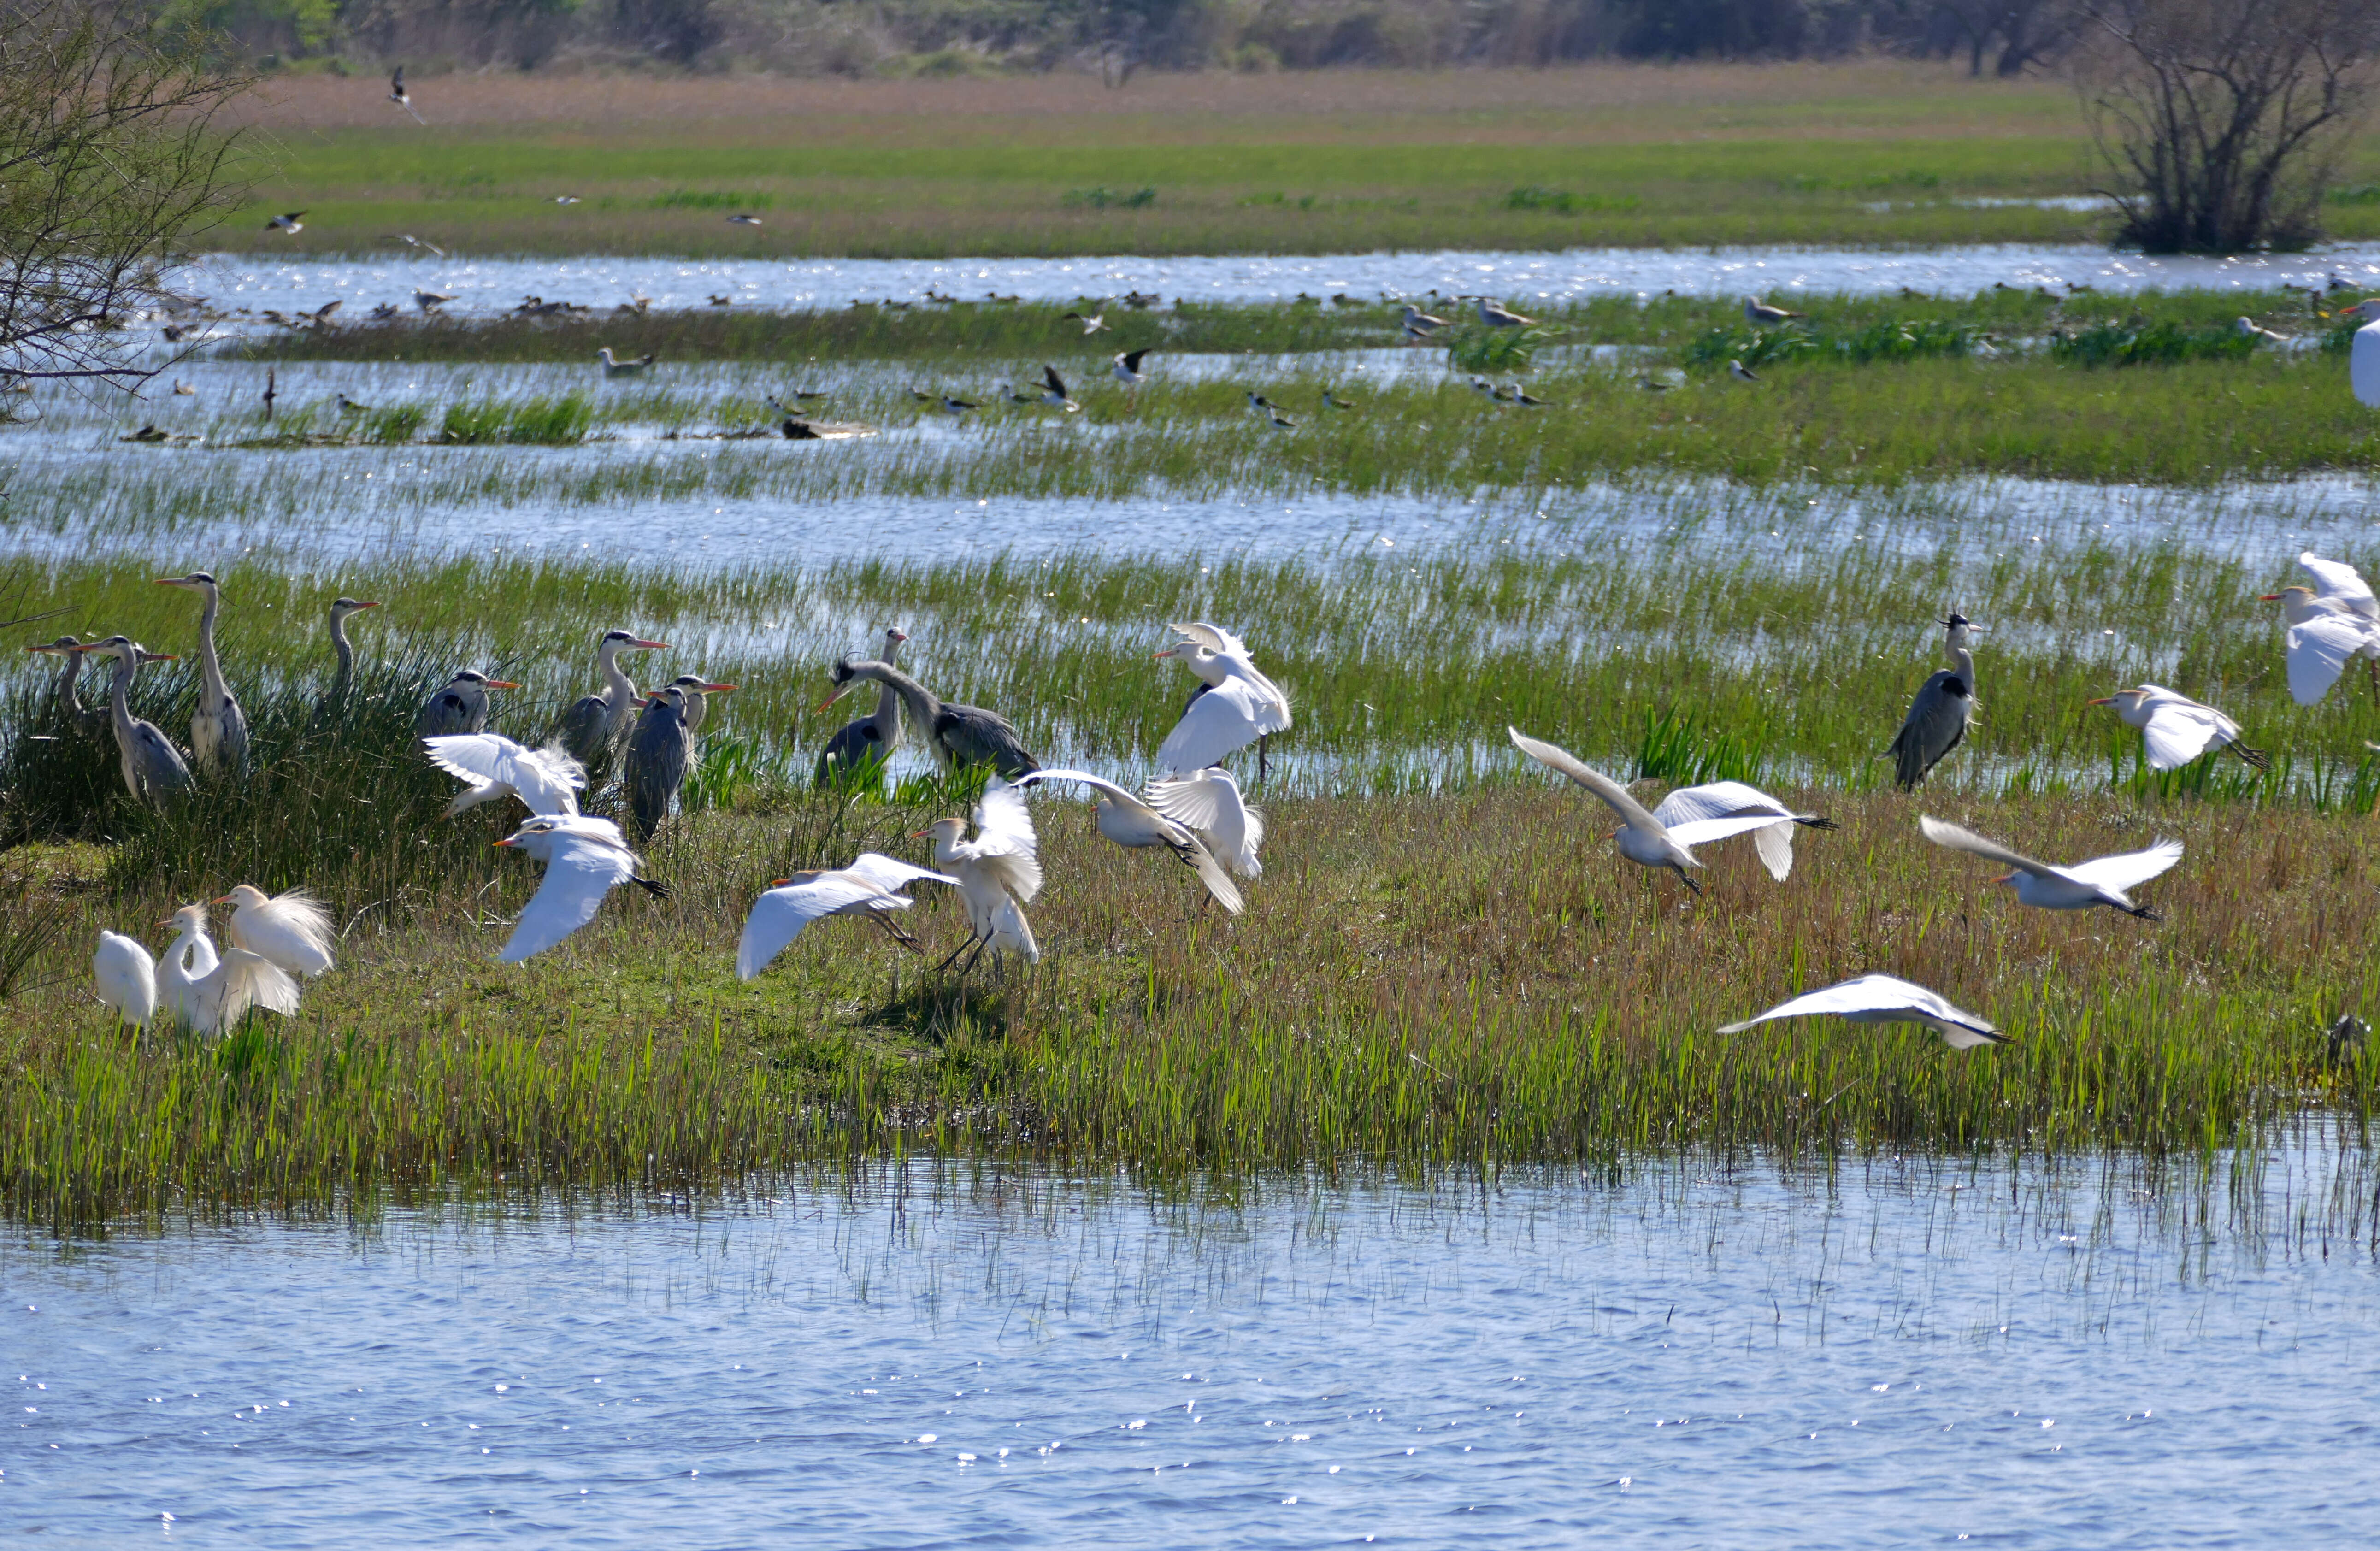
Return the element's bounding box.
[925,778,1045,968]
[2343,298,2380,406]
[157,904,300,1036]
[1719,973,2007,1050]
[1650,780,1834,882]
[93,931,157,1027]
[2090,685,2266,771]
[218,885,338,977]
[736,854,957,980]
[1154,622,1290,774]
[1508,727,1779,893]
[426,732,586,817]
[493,814,666,962]
[1019,768,1244,913]
[1919,816,2180,920]
[1147,766,1266,878]
[2262,552,2380,704]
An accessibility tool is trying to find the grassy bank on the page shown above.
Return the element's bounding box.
[3,785,2373,1225]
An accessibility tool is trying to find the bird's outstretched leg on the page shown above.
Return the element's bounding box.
[932,932,977,974]
[1673,867,1702,897]
[1258,734,1269,787]
[872,912,924,951]
[955,938,991,979]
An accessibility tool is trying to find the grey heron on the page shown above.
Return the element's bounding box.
[1146,766,1265,879]
[2260,551,2380,704]
[658,673,736,736]
[598,348,657,379]
[1473,297,1537,328]
[72,637,193,806]
[157,904,300,1037]
[1918,815,2180,921]
[416,669,518,738]
[1014,768,1243,913]
[93,931,158,1028]
[1154,622,1291,778]
[25,637,107,737]
[1650,780,1835,882]
[325,596,380,706]
[1719,973,2008,1050]
[2088,685,2267,771]
[1507,727,1784,896]
[491,814,670,963]
[818,657,1040,778]
[624,686,693,843]
[155,571,248,778]
[736,855,958,979]
[1888,614,1983,790]
[425,731,584,816]
[389,65,424,124]
[922,777,1044,974]
[1743,295,1803,325]
[216,885,338,977]
[815,627,909,784]
[552,629,670,770]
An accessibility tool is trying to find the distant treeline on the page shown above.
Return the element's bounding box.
[163,0,2076,77]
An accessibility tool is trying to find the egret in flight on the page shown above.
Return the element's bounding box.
[922,777,1045,974]
[1650,781,1835,882]
[1147,766,1265,878]
[737,855,958,979]
[2089,685,2267,771]
[1918,816,2180,920]
[217,885,338,978]
[491,814,671,963]
[1719,973,2008,1050]
[1889,614,1983,790]
[427,732,585,816]
[1155,622,1291,778]
[1017,769,1244,913]
[156,571,248,778]
[1507,727,1785,896]
[819,656,1040,778]
[2260,551,2380,704]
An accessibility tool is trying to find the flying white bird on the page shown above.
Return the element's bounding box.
[736,854,958,980]
[217,885,338,977]
[426,732,586,817]
[389,66,424,124]
[1650,780,1835,882]
[2236,316,2288,344]
[2089,684,2267,771]
[923,777,1045,973]
[1147,766,1265,878]
[2260,551,2380,704]
[1728,359,1760,383]
[1918,816,2180,920]
[93,931,158,1028]
[2340,298,2380,406]
[1018,769,1244,912]
[1508,727,1785,895]
[491,814,669,963]
[1154,622,1291,776]
[1743,295,1803,325]
[1719,973,2008,1050]
[157,904,300,1037]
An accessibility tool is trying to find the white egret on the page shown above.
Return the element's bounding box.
[1743,295,1803,324]
[1154,622,1291,777]
[157,904,300,1037]
[1650,780,1835,882]
[2089,684,2267,771]
[1017,769,1244,913]
[2260,551,2380,704]
[71,637,193,806]
[553,629,670,769]
[93,932,157,1028]
[491,814,670,963]
[736,855,958,979]
[417,669,518,738]
[426,731,585,816]
[155,571,248,777]
[819,657,1040,778]
[1889,614,1983,790]
[1147,766,1265,879]
[1719,973,2008,1050]
[1507,727,1782,895]
[2341,297,2380,406]
[1919,815,2180,920]
[922,777,1045,973]
[217,885,338,977]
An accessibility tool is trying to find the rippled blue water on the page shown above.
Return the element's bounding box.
[6,1144,2375,1547]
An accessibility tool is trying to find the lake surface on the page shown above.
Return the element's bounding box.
[177,242,2380,319]
[6,1141,2376,1547]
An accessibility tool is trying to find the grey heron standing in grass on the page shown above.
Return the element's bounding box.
[1015,769,1244,913]
[325,596,380,706]
[624,686,692,843]
[657,673,735,736]
[1888,614,1983,790]
[815,627,908,784]
[922,777,1044,974]
[553,629,670,770]
[416,669,517,738]
[26,637,107,737]
[1508,727,1785,896]
[73,637,192,807]
[155,571,247,778]
[819,656,1040,778]
[2087,685,2267,771]
[736,855,958,979]
[1918,815,2180,920]
[491,814,670,963]
[1719,973,2007,1050]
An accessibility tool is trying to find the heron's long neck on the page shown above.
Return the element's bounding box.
[870,637,906,736]
[330,613,354,699]
[857,660,939,734]
[55,651,83,717]
[1948,644,1975,689]
[599,642,638,709]
[194,587,227,703]
[107,653,137,739]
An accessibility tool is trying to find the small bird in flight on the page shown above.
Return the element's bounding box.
[389,66,424,124]
[384,233,445,257]
[1729,359,1761,383]
[1113,348,1151,388]
[553,195,581,206]
[265,211,306,235]
[726,213,764,226]
[1063,309,1107,334]
[1743,295,1803,325]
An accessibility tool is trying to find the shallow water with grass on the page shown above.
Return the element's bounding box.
[6,1144,2376,1547]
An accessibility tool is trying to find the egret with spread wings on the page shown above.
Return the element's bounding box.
[492,814,670,962]
[923,777,1045,974]
[1918,816,2180,920]
[426,732,585,816]
[1155,622,1291,777]
[1719,973,2008,1050]
[1147,766,1266,879]
[2260,551,2380,705]
[2088,685,2266,771]
[1507,727,1784,895]
[737,855,958,980]
[1650,780,1834,882]
[1018,769,1244,913]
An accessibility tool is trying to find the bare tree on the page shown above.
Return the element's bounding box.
[2079,0,2379,253]
[0,2,256,390]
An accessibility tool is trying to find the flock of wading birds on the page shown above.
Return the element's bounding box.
[37,548,2380,1054]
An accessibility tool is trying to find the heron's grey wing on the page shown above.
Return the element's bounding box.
[551,692,611,766]
[626,711,690,841]
[498,841,636,962]
[2060,837,2184,894]
[1651,780,1790,828]
[736,876,884,980]
[844,853,960,892]
[136,723,194,790]
[814,719,887,783]
[220,696,250,772]
[2284,615,2369,704]
[1720,973,1990,1036]
[969,778,1044,902]
[1507,727,1661,832]
[937,703,1039,777]
[2298,552,2380,617]
[1889,673,1968,786]
[1916,816,2059,879]
[2138,705,2223,769]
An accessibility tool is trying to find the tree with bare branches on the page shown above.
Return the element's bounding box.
[0,3,256,391]
[2078,0,2379,254]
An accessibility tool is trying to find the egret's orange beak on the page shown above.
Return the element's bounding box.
[2257,593,2284,602]
[493,837,516,848]
[2086,696,2114,706]
[1993,872,2015,884]
[771,878,793,887]
[910,830,927,839]
[211,894,232,904]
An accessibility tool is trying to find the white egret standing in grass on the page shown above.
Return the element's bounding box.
[1889,614,1983,790]
[2341,298,2380,405]
[93,932,157,1028]
[2089,685,2267,771]
[1018,769,1244,913]
[1719,973,2008,1050]
[1650,780,1835,882]
[922,777,1045,974]
[217,885,338,978]
[492,814,670,963]
[2260,551,2380,705]
[553,629,670,769]
[1148,766,1265,878]
[426,731,585,816]
[155,571,248,777]
[1918,815,2180,920]
[1155,622,1291,778]
[72,637,192,806]
[1507,727,1785,895]
[736,855,959,979]
[157,904,300,1037]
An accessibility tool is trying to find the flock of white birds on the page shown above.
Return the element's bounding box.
[75,548,2380,1054]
